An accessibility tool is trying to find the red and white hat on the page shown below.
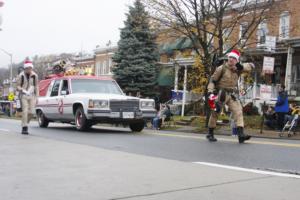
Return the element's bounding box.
[24,60,34,69]
[227,50,240,61]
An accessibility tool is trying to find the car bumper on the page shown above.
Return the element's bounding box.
[87,109,156,121]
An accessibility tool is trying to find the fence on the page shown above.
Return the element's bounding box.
[0,100,14,117]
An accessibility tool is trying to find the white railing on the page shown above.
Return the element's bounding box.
[289,83,300,96]
[242,84,279,100]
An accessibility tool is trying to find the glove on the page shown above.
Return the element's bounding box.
[236,62,244,71]
[22,89,30,95]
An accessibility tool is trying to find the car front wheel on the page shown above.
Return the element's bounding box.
[75,107,90,131]
[37,110,49,128]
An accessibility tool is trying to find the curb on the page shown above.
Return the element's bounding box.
[158,128,300,141]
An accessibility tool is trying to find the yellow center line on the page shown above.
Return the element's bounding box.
[144,132,300,148]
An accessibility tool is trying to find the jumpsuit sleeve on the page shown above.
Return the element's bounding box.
[207,66,223,93]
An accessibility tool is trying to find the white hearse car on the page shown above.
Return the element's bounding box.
[36,75,156,132]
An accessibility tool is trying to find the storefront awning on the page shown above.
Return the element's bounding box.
[159,37,194,54]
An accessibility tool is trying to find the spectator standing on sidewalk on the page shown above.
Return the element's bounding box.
[16,60,39,135]
[275,84,289,131]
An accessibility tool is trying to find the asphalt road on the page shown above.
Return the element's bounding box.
[1,118,300,174]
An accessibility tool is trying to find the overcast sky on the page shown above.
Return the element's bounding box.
[0,0,134,68]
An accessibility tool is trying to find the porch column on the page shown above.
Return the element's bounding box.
[181,65,188,117]
[174,64,179,91]
[285,46,293,94]
[253,70,257,99]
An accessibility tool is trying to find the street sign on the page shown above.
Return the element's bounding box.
[263,56,275,74]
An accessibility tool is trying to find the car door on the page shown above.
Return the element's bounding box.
[47,79,62,120]
[57,79,73,120]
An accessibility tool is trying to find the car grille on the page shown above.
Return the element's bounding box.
[110,100,140,112]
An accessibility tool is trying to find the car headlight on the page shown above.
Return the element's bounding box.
[89,100,109,109]
[141,101,155,109]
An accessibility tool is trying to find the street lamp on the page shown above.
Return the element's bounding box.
[0,48,13,90]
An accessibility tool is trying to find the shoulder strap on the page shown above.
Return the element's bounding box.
[216,65,226,83]
[32,75,36,87]
[21,74,24,87]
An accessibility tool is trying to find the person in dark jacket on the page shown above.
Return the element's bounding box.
[275,84,289,131]
[264,106,276,129]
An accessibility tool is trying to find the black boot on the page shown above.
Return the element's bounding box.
[206,128,217,142]
[237,127,251,143]
[21,127,29,135]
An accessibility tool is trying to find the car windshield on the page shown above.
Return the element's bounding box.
[71,79,123,95]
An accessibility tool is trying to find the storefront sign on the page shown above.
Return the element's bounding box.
[260,85,272,99]
[263,56,275,74]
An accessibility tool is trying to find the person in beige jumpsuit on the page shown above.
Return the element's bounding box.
[16,60,39,135]
[207,50,254,143]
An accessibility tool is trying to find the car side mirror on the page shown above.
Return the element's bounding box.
[61,90,68,95]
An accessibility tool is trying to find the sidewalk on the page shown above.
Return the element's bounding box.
[0,131,299,200]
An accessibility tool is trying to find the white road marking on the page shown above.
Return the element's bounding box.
[193,162,300,179]
[0,128,10,132]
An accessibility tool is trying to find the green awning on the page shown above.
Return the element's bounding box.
[159,43,173,54]
[157,67,174,86]
[169,37,186,50]
[159,37,195,55]
[180,37,194,49]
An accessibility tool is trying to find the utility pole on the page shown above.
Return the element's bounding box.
[0,48,13,117]
[0,48,13,89]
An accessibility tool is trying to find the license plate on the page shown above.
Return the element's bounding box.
[123,112,134,119]
[111,112,120,118]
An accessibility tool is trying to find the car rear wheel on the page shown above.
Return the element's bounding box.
[129,121,144,132]
[37,110,49,128]
[75,107,90,131]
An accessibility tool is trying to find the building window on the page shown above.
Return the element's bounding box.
[257,21,268,45]
[239,22,248,45]
[223,28,231,53]
[279,11,290,39]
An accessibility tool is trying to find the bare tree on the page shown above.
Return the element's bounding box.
[144,0,278,73]
[143,0,281,124]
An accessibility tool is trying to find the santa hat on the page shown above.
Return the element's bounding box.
[24,60,34,69]
[227,50,240,61]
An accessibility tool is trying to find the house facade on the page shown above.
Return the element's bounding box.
[156,0,300,106]
[94,46,117,77]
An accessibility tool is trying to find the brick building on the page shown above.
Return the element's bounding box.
[156,0,300,104]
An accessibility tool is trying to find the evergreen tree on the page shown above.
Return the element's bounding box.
[113,0,158,97]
